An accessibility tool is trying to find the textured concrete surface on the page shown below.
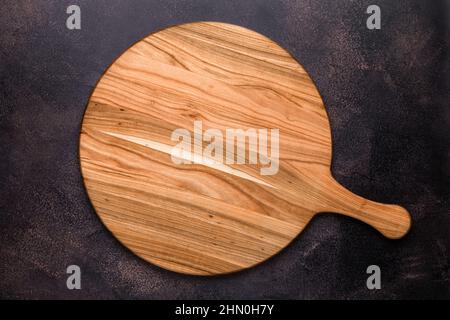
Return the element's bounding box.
[0,0,449,299]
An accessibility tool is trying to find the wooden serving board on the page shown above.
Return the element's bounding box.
[79,22,411,275]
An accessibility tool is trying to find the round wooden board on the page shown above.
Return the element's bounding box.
[80,22,411,275]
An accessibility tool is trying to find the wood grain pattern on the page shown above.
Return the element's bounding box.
[79,22,411,275]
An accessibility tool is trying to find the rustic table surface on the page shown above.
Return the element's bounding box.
[1,0,449,298]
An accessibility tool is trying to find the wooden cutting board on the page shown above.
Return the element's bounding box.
[79,22,411,275]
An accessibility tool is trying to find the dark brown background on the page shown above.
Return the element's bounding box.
[1,0,449,299]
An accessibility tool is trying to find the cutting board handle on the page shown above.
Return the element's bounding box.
[321,175,411,239]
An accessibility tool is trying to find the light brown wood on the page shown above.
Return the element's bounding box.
[79,22,411,275]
